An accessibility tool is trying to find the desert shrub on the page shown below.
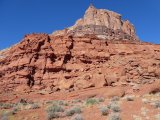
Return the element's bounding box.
[71,114,84,120]
[66,106,81,116]
[47,112,59,120]
[85,98,99,106]
[98,97,105,102]
[46,104,64,113]
[109,113,121,120]
[111,96,120,102]
[100,106,109,116]
[0,103,14,109]
[108,102,120,112]
[46,104,64,120]
[72,99,81,103]
[30,103,40,109]
[153,101,160,108]
[110,104,121,112]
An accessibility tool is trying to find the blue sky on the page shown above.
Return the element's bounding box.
[0,0,160,50]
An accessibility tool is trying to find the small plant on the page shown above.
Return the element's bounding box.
[47,104,64,113]
[110,104,121,112]
[71,114,84,120]
[109,113,121,120]
[108,102,120,112]
[85,98,99,106]
[154,101,160,108]
[0,103,14,109]
[46,104,64,120]
[47,112,59,120]
[111,96,120,102]
[72,99,81,103]
[66,106,81,116]
[31,103,40,109]
[100,106,109,116]
[98,97,105,102]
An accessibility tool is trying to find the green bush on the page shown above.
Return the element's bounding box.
[85,98,99,106]
[154,101,160,108]
[46,104,64,120]
[0,103,14,109]
[98,97,105,102]
[100,106,109,116]
[111,96,120,102]
[47,104,64,113]
[71,114,84,120]
[66,106,81,116]
[47,112,59,120]
[108,102,120,112]
[30,103,40,109]
[109,113,121,120]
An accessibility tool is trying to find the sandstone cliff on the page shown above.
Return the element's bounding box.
[52,4,139,41]
[0,33,160,95]
[0,5,159,96]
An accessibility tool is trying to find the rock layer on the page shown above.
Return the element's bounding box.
[0,33,160,94]
[0,5,159,95]
[52,4,139,41]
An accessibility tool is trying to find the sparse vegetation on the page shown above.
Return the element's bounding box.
[110,104,121,113]
[153,101,160,108]
[47,112,59,120]
[111,96,120,102]
[66,106,81,116]
[46,104,64,120]
[109,113,121,120]
[72,99,82,103]
[71,114,84,120]
[108,102,120,112]
[0,103,14,109]
[98,97,105,102]
[100,106,109,116]
[30,103,40,109]
[47,104,64,113]
[85,98,99,106]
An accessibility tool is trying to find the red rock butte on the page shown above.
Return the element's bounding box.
[0,5,160,96]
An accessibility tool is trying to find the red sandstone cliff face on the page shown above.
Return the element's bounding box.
[0,5,160,95]
[0,33,160,95]
[52,4,139,41]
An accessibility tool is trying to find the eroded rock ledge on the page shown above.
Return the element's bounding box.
[52,4,139,41]
[0,33,160,94]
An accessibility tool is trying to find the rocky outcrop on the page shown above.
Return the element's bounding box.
[0,33,160,94]
[0,5,159,95]
[52,4,139,41]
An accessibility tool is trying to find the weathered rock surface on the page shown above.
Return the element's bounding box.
[0,33,160,95]
[52,4,139,41]
[0,5,160,96]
